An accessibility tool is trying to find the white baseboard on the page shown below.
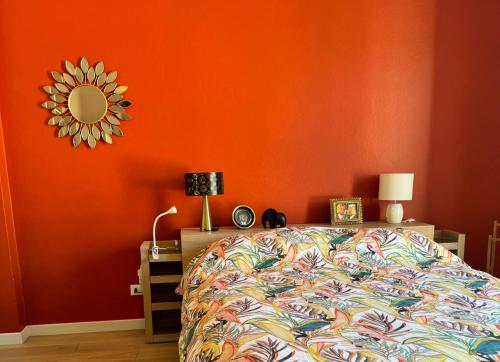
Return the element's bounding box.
[28,318,145,336]
[0,329,26,345]
[0,318,144,345]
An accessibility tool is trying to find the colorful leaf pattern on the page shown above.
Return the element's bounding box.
[177,227,500,361]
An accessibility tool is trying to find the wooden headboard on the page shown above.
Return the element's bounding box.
[180,221,435,269]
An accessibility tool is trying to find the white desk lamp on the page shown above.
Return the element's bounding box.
[379,173,414,223]
[152,206,177,259]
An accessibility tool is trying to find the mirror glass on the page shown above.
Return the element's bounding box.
[68,85,107,124]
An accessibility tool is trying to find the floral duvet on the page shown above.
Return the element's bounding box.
[177,227,500,361]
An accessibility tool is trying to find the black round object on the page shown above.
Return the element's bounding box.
[261,208,287,228]
[276,212,287,228]
[262,208,278,228]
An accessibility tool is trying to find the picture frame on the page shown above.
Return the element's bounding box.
[232,205,256,229]
[330,197,363,225]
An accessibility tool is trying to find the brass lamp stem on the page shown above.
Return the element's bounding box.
[201,195,213,231]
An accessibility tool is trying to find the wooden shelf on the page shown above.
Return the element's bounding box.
[152,309,182,341]
[149,252,182,263]
[141,240,182,343]
[152,302,182,311]
[150,275,183,284]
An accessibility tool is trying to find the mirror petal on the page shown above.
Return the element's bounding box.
[69,122,80,136]
[91,125,100,139]
[58,125,69,137]
[117,100,133,108]
[102,131,112,144]
[106,71,117,83]
[103,82,117,93]
[96,73,106,87]
[87,134,96,149]
[95,61,104,75]
[80,57,89,73]
[55,83,70,93]
[52,106,68,115]
[87,67,96,83]
[106,115,121,125]
[51,71,64,83]
[41,101,57,109]
[116,112,131,121]
[81,125,89,140]
[59,115,72,126]
[111,125,123,137]
[75,67,84,83]
[109,105,124,113]
[43,85,59,95]
[114,85,128,94]
[48,116,62,126]
[107,94,123,102]
[72,133,82,147]
[63,73,76,87]
[65,60,76,75]
[100,121,112,134]
[50,94,67,103]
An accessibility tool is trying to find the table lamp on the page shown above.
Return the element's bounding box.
[185,172,224,231]
[378,173,414,223]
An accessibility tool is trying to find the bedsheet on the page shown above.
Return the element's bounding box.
[177,227,500,361]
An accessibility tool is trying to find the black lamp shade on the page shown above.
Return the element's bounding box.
[185,172,224,196]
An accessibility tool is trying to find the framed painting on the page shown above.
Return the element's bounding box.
[232,205,256,229]
[330,197,363,225]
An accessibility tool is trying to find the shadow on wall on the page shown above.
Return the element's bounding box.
[426,0,500,274]
[305,175,380,224]
[56,245,144,323]
[306,196,335,223]
[121,158,188,240]
[352,175,380,221]
[301,3,382,225]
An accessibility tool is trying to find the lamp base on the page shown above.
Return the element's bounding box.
[203,226,219,232]
[386,202,404,223]
[201,196,218,232]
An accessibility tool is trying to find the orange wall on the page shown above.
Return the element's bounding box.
[0,112,25,332]
[0,0,497,329]
[427,0,500,272]
[0,202,23,333]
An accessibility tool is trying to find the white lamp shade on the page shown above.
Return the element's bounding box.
[379,173,414,201]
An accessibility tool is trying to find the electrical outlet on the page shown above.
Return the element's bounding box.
[130,284,143,296]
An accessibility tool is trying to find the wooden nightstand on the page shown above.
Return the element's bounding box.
[434,230,465,259]
[140,240,182,343]
[180,221,435,269]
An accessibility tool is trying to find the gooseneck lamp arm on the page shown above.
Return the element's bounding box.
[152,206,177,260]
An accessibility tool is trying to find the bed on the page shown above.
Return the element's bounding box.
[176,227,500,361]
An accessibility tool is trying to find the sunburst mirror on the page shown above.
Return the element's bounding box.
[41,57,132,149]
